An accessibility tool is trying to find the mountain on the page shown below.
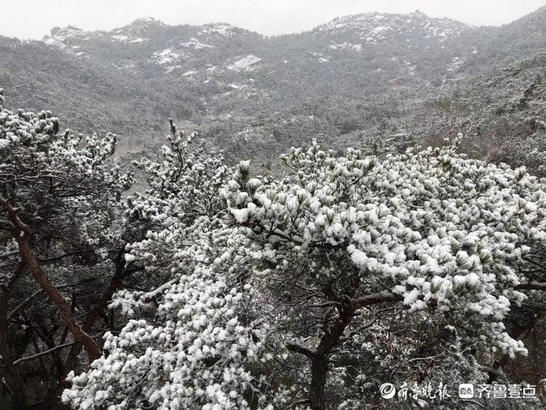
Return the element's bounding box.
[411,52,546,174]
[0,9,545,162]
[313,11,467,44]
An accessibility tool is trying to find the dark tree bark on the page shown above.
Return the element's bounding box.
[309,301,355,410]
[288,291,400,409]
[1,197,101,362]
[310,355,329,410]
[0,262,27,409]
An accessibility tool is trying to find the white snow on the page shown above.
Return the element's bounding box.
[329,42,362,51]
[309,52,330,63]
[43,26,85,50]
[314,11,465,43]
[447,56,464,72]
[372,25,390,34]
[151,48,187,65]
[199,23,236,37]
[180,38,214,50]
[166,65,183,73]
[227,55,262,72]
[111,35,129,42]
[349,248,368,268]
[229,208,250,224]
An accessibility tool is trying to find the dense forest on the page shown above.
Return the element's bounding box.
[1,6,545,410]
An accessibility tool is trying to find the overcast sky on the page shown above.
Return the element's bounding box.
[1,0,545,39]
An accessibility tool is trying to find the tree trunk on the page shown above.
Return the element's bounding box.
[310,355,329,410]
[16,237,101,362]
[1,197,101,362]
[308,304,355,410]
[289,292,398,409]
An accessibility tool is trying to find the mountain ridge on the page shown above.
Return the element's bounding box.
[0,7,544,162]
[42,7,533,41]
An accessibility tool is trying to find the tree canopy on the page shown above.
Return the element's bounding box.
[61,129,546,409]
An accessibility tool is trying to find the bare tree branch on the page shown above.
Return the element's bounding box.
[12,334,102,366]
[352,290,401,309]
[7,278,99,322]
[516,282,546,291]
[286,341,316,358]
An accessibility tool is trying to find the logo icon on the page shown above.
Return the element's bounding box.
[380,383,396,399]
[459,384,474,399]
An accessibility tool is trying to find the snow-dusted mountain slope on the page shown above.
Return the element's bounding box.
[0,7,544,160]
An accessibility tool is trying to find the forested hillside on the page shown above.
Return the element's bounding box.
[0,6,545,410]
[1,8,545,160]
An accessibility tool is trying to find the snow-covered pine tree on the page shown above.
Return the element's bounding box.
[0,93,133,407]
[63,134,546,409]
[63,126,288,409]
